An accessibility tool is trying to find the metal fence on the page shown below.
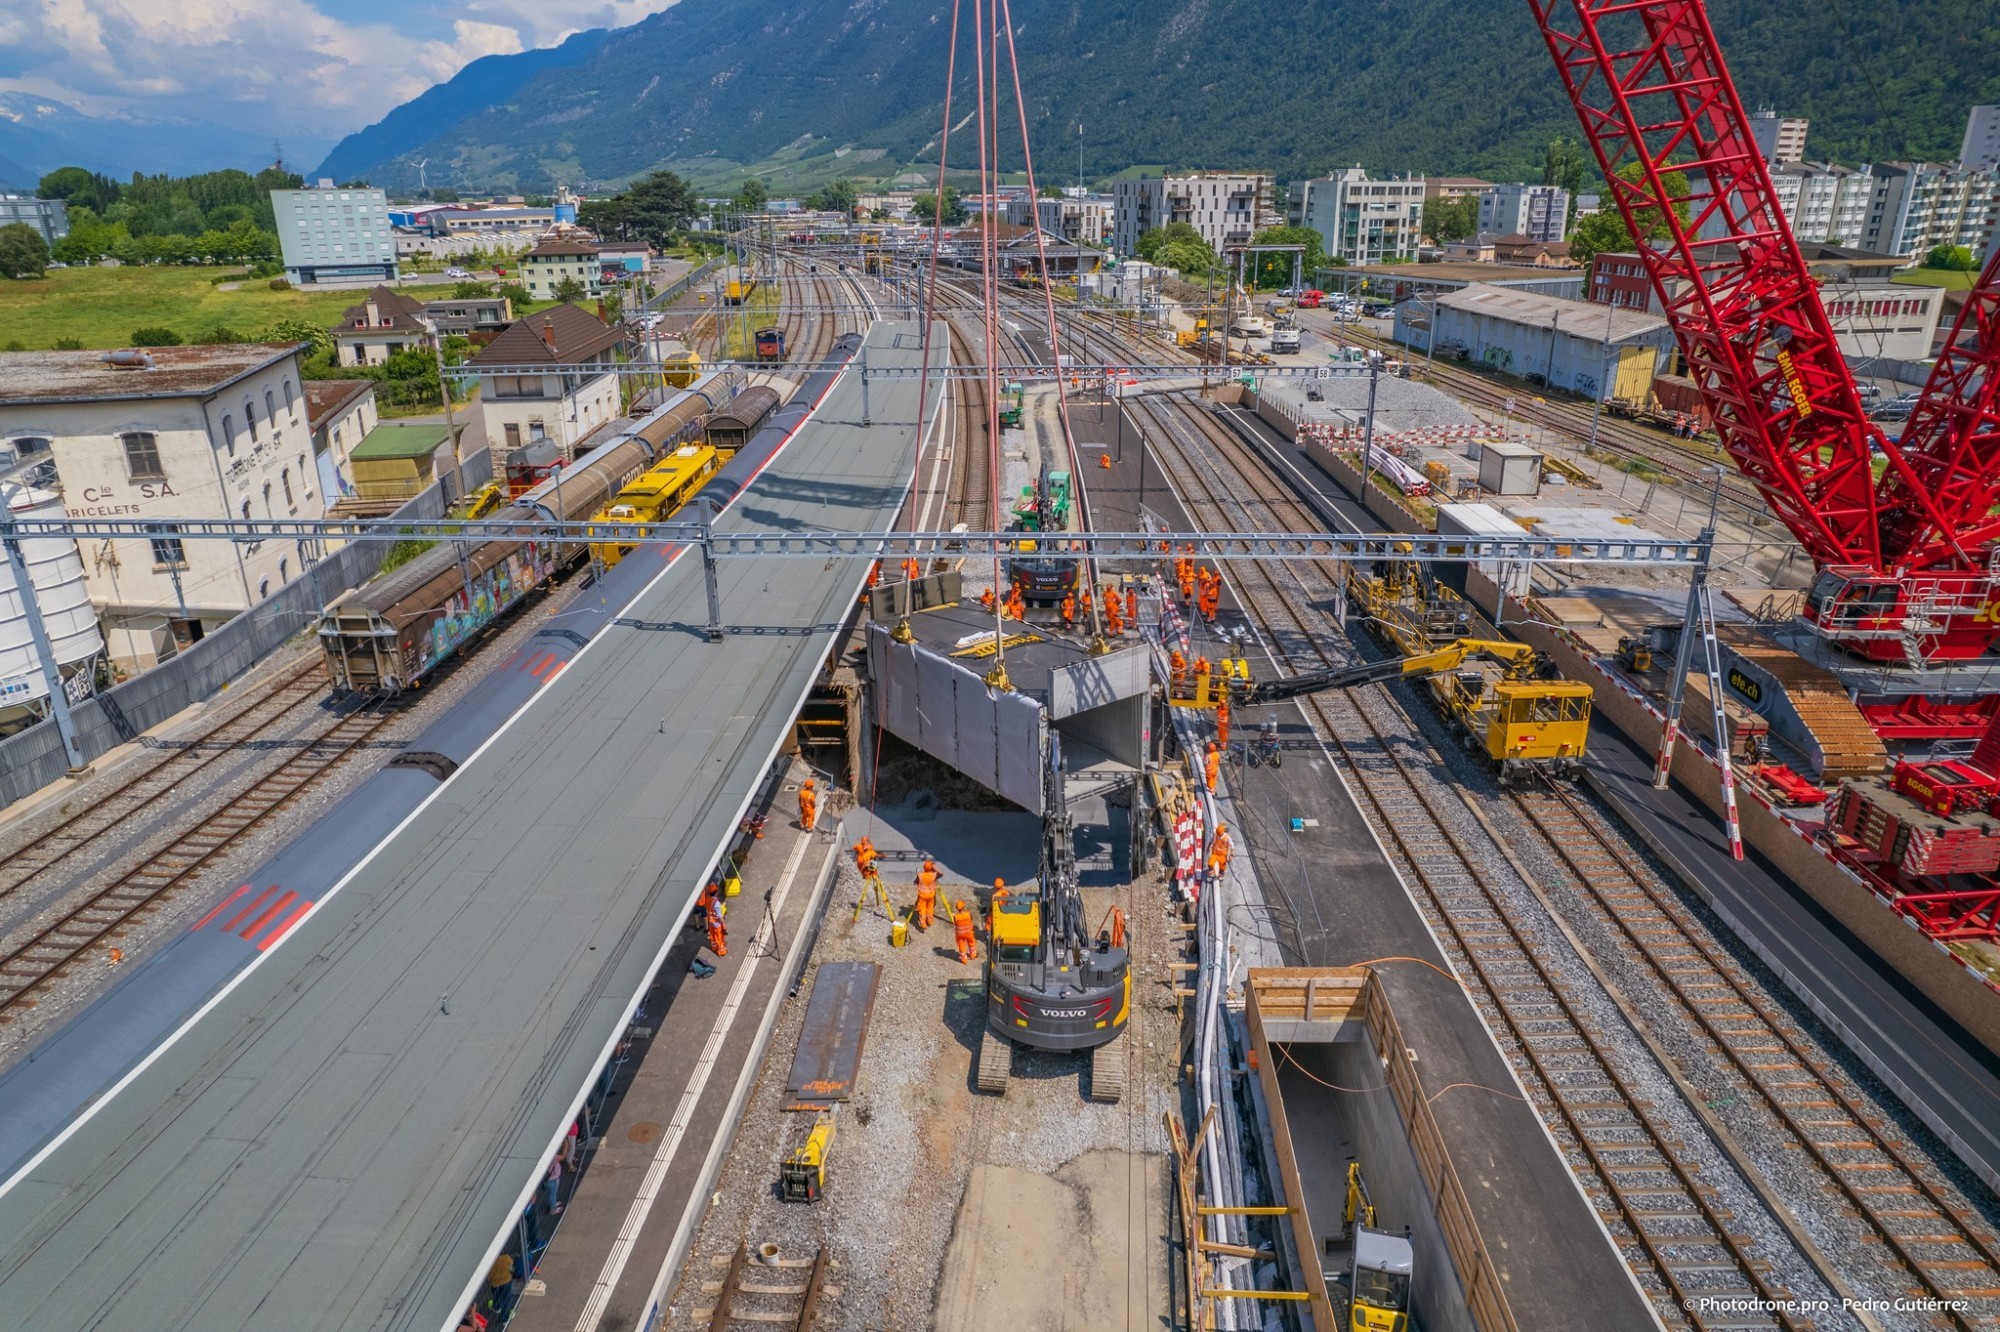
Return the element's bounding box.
[0,450,493,807]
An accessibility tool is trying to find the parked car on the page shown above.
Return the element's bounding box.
[444,266,472,278]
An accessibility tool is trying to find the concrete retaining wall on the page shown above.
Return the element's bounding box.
[0,450,492,808]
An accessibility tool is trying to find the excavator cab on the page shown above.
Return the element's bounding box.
[1346,1228,1414,1331]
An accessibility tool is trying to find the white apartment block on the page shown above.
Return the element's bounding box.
[469,306,624,463]
[272,182,398,286]
[1111,173,1277,257]
[0,345,324,669]
[1291,168,1426,266]
[1712,160,2000,262]
[1963,106,2000,172]
[1478,183,1571,243]
[1037,194,1113,246]
[519,238,604,301]
[1749,111,1809,166]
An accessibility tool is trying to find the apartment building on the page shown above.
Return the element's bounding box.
[271,182,398,285]
[1111,172,1277,256]
[0,195,69,248]
[0,344,323,668]
[1749,111,1810,167]
[1477,184,1571,244]
[1037,194,1114,246]
[1704,160,2000,262]
[469,305,623,463]
[519,238,604,301]
[1291,168,1427,266]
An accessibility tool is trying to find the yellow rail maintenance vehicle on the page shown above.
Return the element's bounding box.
[724,274,759,305]
[1232,637,1589,785]
[584,443,724,568]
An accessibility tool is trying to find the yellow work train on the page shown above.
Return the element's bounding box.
[724,275,760,305]
[585,443,724,567]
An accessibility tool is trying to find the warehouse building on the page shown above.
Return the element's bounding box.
[1394,283,1672,403]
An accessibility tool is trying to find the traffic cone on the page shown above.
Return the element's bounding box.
[1100,453,1111,469]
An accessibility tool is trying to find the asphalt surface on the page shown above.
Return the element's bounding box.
[0,323,927,1332]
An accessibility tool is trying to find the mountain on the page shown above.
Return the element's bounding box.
[313,27,615,185]
[330,0,2000,193]
[0,152,33,190]
[0,93,330,180]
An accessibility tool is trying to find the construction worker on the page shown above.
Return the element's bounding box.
[867,562,880,588]
[705,890,728,958]
[979,585,996,611]
[915,859,940,930]
[1193,656,1213,703]
[798,777,817,831]
[1005,584,1026,622]
[1124,586,1138,630]
[1204,740,1221,792]
[953,899,978,963]
[1170,649,1188,695]
[1105,592,1124,637]
[1061,591,1076,627]
[1208,822,1232,879]
[1079,584,1093,617]
[901,557,921,582]
[853,836,878,881]
[1179,562,1197,603]
[1216,694,1231,748]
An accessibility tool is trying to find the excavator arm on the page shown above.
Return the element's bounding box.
[1233,639,1543,706]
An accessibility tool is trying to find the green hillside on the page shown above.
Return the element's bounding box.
[326,0,2000,194]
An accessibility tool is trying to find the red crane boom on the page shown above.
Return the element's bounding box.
[1528,0,2000,662]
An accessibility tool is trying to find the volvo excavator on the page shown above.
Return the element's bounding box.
[977,734,1131,1102]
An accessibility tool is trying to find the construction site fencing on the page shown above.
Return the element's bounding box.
[0,450,492,808]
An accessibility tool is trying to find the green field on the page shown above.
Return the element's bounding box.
[1893,267,1982,292]
[0,266,376,351]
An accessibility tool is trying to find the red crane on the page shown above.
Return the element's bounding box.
[1528,1,2000,662]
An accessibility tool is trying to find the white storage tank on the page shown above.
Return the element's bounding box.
[0,486,102,723]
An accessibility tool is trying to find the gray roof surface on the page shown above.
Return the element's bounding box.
[0,323,928,1332]
[1438,281,1669,342]
[0,344,302,405]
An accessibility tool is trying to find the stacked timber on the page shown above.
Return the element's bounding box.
[1830,782,2000,878]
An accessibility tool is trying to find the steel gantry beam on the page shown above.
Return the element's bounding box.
[452,360,1368,383]
[6,515,1712,566]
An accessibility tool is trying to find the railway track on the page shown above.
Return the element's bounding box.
[0,699,398,1023]
[1133,387,2000,1328]
[0,656,328,900]
[1518,779,2000,1327]
[696,1242,834,1330]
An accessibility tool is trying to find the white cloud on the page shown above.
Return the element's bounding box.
[0,0,578,132]
[462,0,678,48]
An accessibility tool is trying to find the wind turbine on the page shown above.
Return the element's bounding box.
[415,158,430,192]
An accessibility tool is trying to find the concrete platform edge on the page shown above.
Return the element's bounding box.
[628,826,845,1332]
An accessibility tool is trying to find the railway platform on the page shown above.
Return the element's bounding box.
[0,321,928,1332]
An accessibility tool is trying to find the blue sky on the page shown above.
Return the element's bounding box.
[0,1,680,146]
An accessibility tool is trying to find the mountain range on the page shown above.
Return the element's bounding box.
[297,0,1988,195]
[0,92,332,183]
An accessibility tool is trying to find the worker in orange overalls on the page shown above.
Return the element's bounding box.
[1170,649,1187,695]
[705,890,728,958]
[901,557,921,582]
[953,900,978,963]
[980,585,996,611]
[867,562,880,588]
[1124,586,1138,630]
[1216,694,1231,748]
[1193,656,1212,703]
[1005,584,1026,622]
[1179,561,1196,603]
[915,858,940,930]
[1204,740,1221,792]
[1104,590,1124,637]
[798,777,817,831]
[1061,592,1076,627]
[1079,584,1093,617]
[1208,822,1232,879]
[853,836,878,882]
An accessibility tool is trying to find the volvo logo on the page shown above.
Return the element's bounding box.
[1044,1007,1088,1018]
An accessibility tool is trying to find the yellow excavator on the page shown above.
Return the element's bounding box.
[977,735,1130,1102]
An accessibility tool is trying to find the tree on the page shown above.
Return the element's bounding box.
[808,179,858,216]
[38,166,118,213]
[498,282,532,309]
[1135,221,1204,263]
[430,189,461,203]
[452,279,493,298]
[0,224,50,278]
[131,326,183,346]
[263,318,334,359]
[1421,195,1479,244]
[584,169,698,244]
[1566,163,1691,266]
[911,187,968,226]
[1248,226,1325,288]
[737,178,769,213]
[553,277,587,303]
[1039,184,1065,198]
[1543,137,1587,229]
[1926,243,1978,271]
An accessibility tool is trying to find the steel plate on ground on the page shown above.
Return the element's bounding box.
[783,960,881,1111]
